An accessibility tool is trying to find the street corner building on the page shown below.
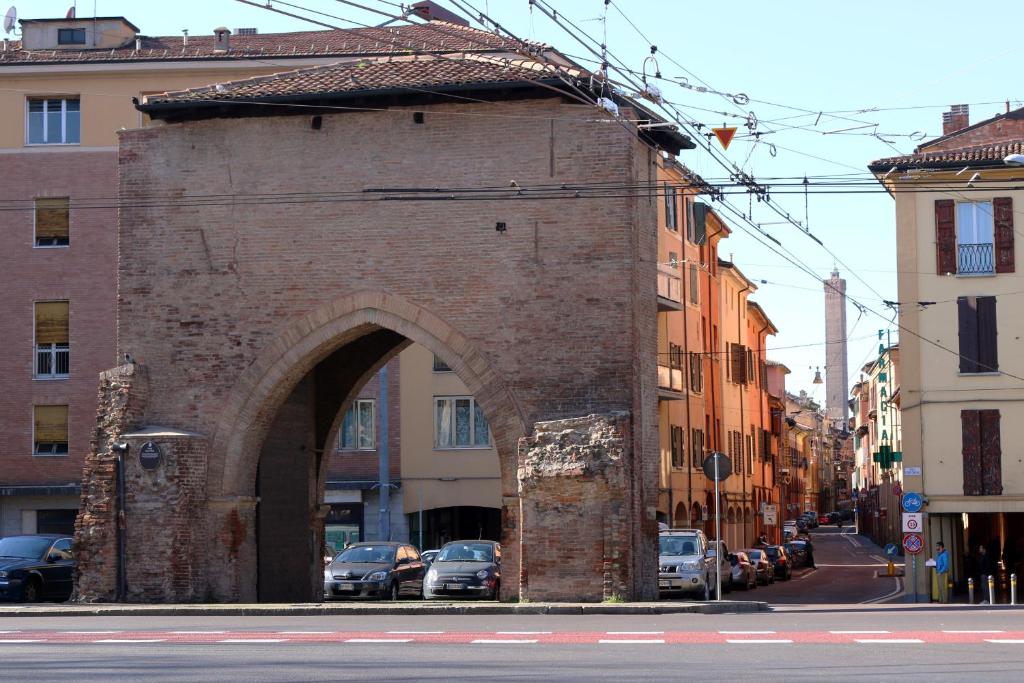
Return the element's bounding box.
[870,103,1024,601]
[72,52,698,603]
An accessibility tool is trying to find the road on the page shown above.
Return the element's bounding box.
[2,609,1023,681]
[751,525,903,604]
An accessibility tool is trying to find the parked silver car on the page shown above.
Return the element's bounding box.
[658,529,713,600]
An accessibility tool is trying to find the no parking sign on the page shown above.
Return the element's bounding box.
[903,532,924,555]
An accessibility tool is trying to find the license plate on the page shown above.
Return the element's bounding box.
[658,580,670,588]
[337,583,355,591]
[445,583,465,590]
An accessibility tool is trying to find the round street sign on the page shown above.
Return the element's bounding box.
[903,532,924,555]
[702,452,732,482]
[902,491,924,513]
[884,543,899,558]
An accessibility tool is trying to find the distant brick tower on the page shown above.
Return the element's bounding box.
[824,269,849,426]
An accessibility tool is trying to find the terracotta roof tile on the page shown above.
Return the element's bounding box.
[869,140,1024,171]
[141,54,572,105]
[0,22,527,65]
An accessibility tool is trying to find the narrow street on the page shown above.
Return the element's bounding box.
[753,527,902,604]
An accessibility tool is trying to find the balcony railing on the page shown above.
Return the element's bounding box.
[36,343,69,378]
[657,263,683,310]
[958,242,994,275]
[657,364,685,394]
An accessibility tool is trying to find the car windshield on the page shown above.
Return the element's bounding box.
[0,536,51,560]
[747,550,763,560]
[335,545,396,564]
[659,536,699,556]
[765,548,780,559]
[437,543,494,563]
[789,541,807,550]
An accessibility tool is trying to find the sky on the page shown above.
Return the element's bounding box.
[16,0,1024,402]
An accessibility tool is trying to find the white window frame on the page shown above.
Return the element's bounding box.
[338,399,375,451]
[956,201,995,275]
[434,395,492,450]
[25,97,81,146]
[33,301,70,380]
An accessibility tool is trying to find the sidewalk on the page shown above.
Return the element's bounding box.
[0,600,768,618]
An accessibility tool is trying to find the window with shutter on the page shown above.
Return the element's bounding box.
[690,428,704,469]
[962,409,1002,495]
[34,301,69,379]
[664,184,678,231]
[689,352,703,393]
[34,405,68,455]
[935,199,957,274]
[994,197,1015,273]
[958,296,997,373]
[689,264,699,305]
[35,198,70,247]
[671,425,684,468]
[980,409,1002,495]
[692,201,708,245]
[730,344,747,384]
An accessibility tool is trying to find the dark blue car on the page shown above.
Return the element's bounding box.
[0,534,75,602]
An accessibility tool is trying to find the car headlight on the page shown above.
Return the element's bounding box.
[0,571,7,578]
[366,571,388,581]
[682,561,702,571]
[476,569,490,579]
[426,568,437,582]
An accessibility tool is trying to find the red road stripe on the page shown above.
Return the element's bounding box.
[10,630,1024,645]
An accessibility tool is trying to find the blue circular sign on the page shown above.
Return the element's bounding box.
[902,491,924,513]
[884,543,899,558]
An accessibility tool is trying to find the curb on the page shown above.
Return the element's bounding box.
[0,600,768,618]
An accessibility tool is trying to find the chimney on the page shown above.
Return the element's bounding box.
[942,104,969,136]
[182,29,189,47]
[213,26,230,52]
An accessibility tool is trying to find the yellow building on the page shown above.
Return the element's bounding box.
[871,104,1024,598]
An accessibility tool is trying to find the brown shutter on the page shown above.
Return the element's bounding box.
[980,409,1003,495]
[994,197,1015,273]
[935,199,957,274]
[35,198,69,241]
[35,301,69,344]
[34,405,68,443]
[961,410,983,495]
[977,296,998,372]
[957,297,979,373]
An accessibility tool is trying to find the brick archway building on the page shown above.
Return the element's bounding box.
[74,55,694,603]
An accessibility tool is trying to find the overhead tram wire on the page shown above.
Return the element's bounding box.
[132,1,1024,383]
[519,0,893,306]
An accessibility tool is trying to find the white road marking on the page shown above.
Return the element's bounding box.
[854,639,923,644]
[986,639,1024,644]
[276,631,333,634]
[598,639,665,644]
[218,639,287,643]
[830,630,890,634]
[945,630,1004,634]
[719,630,776,634]
[472,639,538,644]
[725,639,793,644]
[64,631,122,634]
[607,631,664,635]
[345,638,412,643]
[0,631,21,634]
[0,639,44,643]
[387,631,444,634]
[93,639,167,643]
[860,576,903,604]
[496,631,552,634]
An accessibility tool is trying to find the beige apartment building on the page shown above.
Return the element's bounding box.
[0,12,531,536]
[871,104,1024,598]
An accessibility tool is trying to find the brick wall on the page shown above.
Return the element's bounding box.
[98,97,658,601]
[0,151,117,487]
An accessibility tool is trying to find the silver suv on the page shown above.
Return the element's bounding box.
[658,529,713,600]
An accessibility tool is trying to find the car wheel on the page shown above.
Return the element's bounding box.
[388,581,400,601]
[22,578,41,603]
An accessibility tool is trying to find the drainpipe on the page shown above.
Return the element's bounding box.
[681,257,693,526]
[756,323,770,540]
[111,441,129,602]
[377,365,391,541]
[737,282,751,547]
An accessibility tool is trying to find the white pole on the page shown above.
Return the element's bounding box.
[715,453,722,601]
